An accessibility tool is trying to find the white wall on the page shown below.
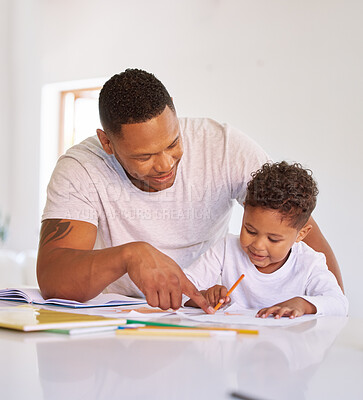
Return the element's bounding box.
[2,0,363,316]
[0,0,10,217]
[5,0,42,251]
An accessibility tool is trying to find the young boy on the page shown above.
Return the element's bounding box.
[184,162,348,318]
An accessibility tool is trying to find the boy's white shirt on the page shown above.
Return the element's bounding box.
[184,234,348,316]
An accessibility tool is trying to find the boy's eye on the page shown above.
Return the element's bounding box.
[268,237,280,243]
[245,228,257,235]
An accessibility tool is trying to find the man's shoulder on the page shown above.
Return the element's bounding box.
[51,135,117,183]
[58,135,116,173]
[179,117,226,142]
[62,135,105,161]
[179,117,235,138]
[179,117,267,157]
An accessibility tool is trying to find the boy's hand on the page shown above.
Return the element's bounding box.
[256,297,317,319]
[205,285,231,308]
[184,285,231,309]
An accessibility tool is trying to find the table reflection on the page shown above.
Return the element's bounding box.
[35,317,347,400]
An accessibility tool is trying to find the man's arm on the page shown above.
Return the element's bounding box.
[303,216,344,292]
[37,219,214,312]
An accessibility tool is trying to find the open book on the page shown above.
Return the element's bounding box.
[0,288,146,308]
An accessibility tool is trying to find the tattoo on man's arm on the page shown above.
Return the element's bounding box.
[40,220,74,246]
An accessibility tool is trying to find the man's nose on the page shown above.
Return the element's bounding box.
[154,152,174,173]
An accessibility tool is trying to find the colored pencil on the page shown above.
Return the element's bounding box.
[141,325,258,335]
[126,319,194,328]
[125,319,258,335]
[117,328,214,338]
[214,273,245,311]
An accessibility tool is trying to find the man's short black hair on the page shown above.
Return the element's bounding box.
[245,161,319,229]
[99,68,175,135]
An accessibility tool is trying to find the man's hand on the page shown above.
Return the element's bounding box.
[256,297,317,319]
[124,242,215,314]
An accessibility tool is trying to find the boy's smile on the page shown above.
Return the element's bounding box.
[240,206,311,274]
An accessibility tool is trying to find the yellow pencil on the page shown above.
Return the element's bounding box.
[142,325,258,335]
[116,328,213,338]
[214,273,245,311]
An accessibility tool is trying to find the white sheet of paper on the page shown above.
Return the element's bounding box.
[121,310,175,319]
[177,304,319,327]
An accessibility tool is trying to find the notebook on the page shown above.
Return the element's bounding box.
[0,304,126,332]
[0,288,146,308]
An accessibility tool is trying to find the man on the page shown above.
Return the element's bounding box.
[37,69,343,312]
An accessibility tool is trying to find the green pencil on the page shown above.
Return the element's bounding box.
[126,319,194,328]
[125,319,258,335]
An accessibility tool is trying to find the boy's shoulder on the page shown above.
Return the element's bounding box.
[208,234,242,257]
[292,241,327,263]
[224,233,241,247]
[222,234,248,259]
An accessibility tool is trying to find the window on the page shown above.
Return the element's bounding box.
[40,78,105,220]
[59,87,101,155]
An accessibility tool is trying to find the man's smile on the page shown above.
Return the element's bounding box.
[148,167,176,183]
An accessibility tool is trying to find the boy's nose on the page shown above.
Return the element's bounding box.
[251,237,265,252]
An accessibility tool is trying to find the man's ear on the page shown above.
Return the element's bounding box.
[97,129,114,155]
[296,224,313,243]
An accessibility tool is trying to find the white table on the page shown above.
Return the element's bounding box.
[1,307,362,400]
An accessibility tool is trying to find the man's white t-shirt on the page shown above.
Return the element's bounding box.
[42,118,268,296]
[184,235,348,316]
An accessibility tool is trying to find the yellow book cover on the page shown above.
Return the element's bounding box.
[0,305,126,332]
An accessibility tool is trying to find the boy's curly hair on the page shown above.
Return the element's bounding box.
[245,161,319,229]
[99,68,175,136]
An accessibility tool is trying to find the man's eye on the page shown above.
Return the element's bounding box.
[168,140,178,149]
[137,156,151,162]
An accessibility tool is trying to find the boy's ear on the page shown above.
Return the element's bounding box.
[97,129,114,155]
[295,224,313,243]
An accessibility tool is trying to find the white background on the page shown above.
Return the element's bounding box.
[0,0,362,316]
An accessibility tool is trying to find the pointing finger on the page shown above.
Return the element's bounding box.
[182,276,215,314]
